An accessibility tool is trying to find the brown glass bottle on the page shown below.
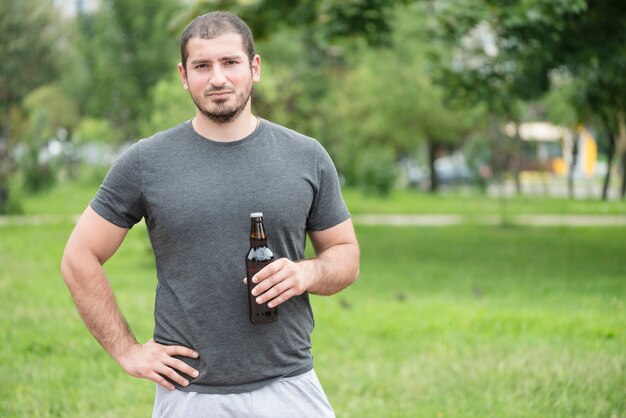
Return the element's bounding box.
[245,212,279,324]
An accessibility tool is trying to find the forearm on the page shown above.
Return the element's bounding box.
[61,251,137,362]
[301,242,360,296]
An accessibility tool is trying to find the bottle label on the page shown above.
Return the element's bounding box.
[246,260,278,324]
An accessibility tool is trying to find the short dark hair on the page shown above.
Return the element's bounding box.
[180,11,255,70]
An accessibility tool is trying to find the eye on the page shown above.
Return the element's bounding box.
[195,63,208,69]
[226,60,238,65]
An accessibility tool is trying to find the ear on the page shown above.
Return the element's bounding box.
[251,55,261,83]
[178,63,189,90]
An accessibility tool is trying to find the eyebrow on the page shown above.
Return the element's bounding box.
[190,55,244,65]
[221,55,244,61]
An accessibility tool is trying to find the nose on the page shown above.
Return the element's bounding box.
[210,65,227,87]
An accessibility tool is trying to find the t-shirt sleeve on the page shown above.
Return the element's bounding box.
[306,144,351,231]
[90,143,145,229]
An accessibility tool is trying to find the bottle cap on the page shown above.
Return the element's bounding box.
[250,212,263,218]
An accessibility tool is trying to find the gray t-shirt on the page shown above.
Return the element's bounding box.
[90,119,350,394]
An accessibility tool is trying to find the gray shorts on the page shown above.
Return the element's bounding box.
[152,369,335,418]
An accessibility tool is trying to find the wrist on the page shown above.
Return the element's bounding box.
[111,338,140,366]
[298,259,322,293]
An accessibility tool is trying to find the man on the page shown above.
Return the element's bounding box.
[61,11,359,418]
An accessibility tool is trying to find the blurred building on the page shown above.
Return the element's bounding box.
[505,121,598,178]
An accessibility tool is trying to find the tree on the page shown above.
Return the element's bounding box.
[435,0,558,194]
[0,0,63,211]
[0,0,62,130]
[19,84,80,191]
[69,0,183,141]
[139,72,195,137]
[540,77,579,198]
[174,0,398,47]
[436,0,626,199]
[327,3,478,192]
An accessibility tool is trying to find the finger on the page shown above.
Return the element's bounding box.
[252,258,287,283]
[165,345,199,359]
[264,289,295,309]
[158,364,190,387]
[252,267,291,297]
[255,277,292,304]
[243,276,248,284]
[165,357,200,379]
[266,288,298,308]
[150,372,175,391]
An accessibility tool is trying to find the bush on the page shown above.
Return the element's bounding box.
[354,146,398,196]
[0,180,24,215]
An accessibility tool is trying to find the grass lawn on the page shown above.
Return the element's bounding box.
[1,221,624,417]
[341,188,626,215]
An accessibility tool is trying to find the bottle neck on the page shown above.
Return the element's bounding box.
[249,217,267,247]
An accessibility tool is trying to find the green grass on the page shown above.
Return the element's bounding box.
[12,170,106,216]
[342,188,626,215]
[313,226,625,417]
[1,222,624,417]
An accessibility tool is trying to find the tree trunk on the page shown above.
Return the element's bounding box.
[618,112,626,199]
[602,139,615,200]
[620,150,626,199]
[600,112,616,201]
[428,140,439,192]
[512,121,522,195]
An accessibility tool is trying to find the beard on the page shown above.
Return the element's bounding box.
[189,82,254,124]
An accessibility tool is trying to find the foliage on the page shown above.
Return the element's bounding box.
[0,0,62,126]
[327,3,479,189]
[22,85,80,140]
[540,76,579,128]
[174,0,401,47]
[0,0,64,207]
[5,0,626,203]
[69,0,183,141]
[12,85,80,192]
[436,0,585,112]
[253,27,326,140]
[74,117,123,145]
[354,146,398,196]
[139,73,196,138]
[17,112,57,192]
[435,0,626,198]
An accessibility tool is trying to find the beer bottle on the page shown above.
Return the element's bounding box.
[245,212,279,324]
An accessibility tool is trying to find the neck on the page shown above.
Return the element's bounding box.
[192,105,258,142]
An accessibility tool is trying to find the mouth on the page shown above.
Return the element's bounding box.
[206,90,233,98]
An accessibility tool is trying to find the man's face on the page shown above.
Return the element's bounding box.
[179,33,260,124]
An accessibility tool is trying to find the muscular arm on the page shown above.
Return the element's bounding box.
[61,207,134,358]
[249,218,360,308]
[61,207,198,390]
[300,218,360,295]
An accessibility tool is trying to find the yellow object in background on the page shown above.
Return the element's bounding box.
[552,158,566,175]
[581,129,597,176]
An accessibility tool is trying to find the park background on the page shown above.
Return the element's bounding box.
[1,0,625,417]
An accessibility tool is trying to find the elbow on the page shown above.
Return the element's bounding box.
[349,249,360,285]
[350,265,360,286]
[60,244,88,288]
[60,248,76,287]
